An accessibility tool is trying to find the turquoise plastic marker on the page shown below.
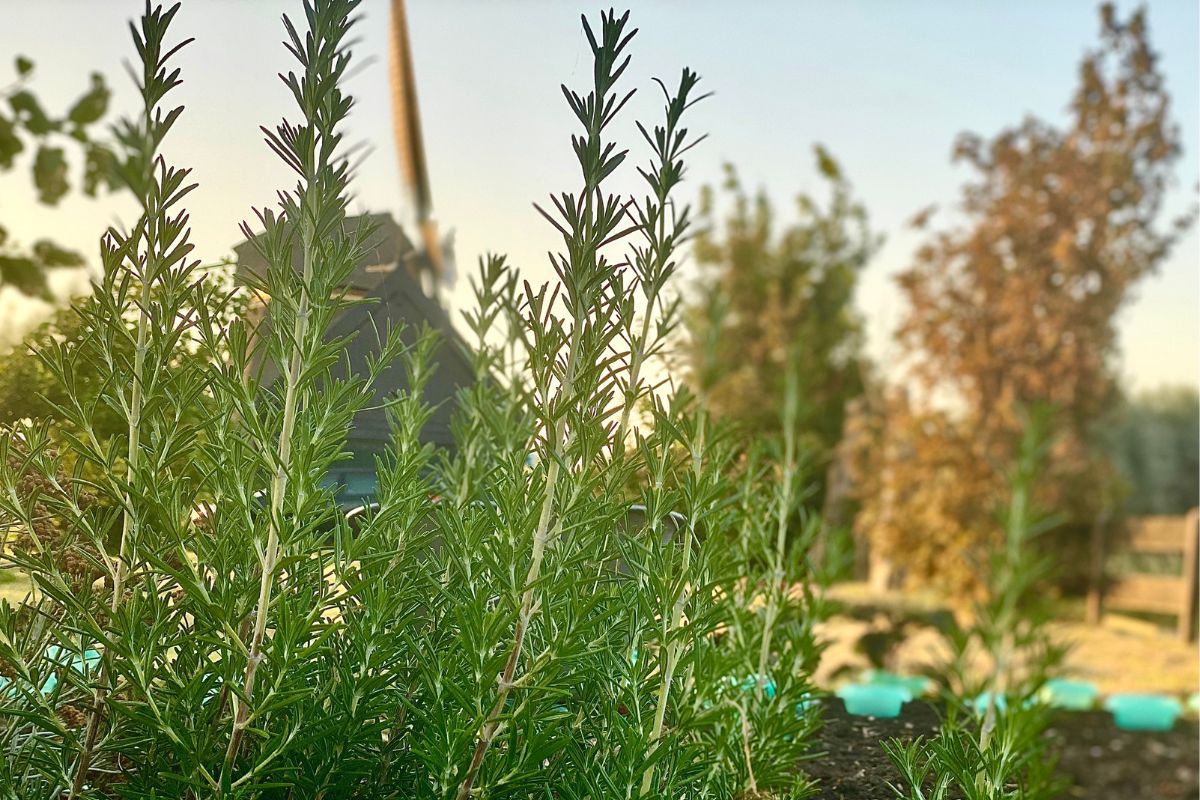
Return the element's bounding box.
[971,691,1009,715]
[728,674,777,700]
[864,669,931,698]
[40,646,101,695]
[1105,694,1182,732]
[836,683,910,718]
[794,693,819,716]
[1039,678,1099,711]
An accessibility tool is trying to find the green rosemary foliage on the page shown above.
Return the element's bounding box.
[883,407,1068,800]
[0,4,828,798]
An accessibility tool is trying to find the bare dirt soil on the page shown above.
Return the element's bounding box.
[807,699,1199,800]
[810,584,1198,798]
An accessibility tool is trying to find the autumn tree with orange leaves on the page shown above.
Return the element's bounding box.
[852,4,1194,595]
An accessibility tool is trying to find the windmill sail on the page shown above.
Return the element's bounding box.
[388,0,443,287]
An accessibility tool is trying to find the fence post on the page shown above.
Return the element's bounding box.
[1179,508,1198,643]
[1086,509,1108,626]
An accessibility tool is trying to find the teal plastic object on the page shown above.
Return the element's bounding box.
[730,674,776,700]
[1105,694,1182,732]
[971,691,1008,716]
[864,669,931,698]
[836,684,910,718]
[794,693,819,716]
[1039,678,1099,711]
[702,674,778,711]
[41,646,101,695]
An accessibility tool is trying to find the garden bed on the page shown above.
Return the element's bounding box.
[807,700,1199,800]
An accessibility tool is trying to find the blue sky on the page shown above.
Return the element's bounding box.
[2,0,1197,391]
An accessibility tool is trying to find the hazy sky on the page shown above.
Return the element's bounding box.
[2,0,1197,391]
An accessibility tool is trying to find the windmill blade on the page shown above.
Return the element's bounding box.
[388,0,443,284]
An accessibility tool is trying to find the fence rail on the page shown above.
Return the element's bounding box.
[1087,509,1199,642]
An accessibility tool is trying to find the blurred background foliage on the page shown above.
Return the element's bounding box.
[845,4,1196,596]
[686,148,881,511]
[0,55,117,299]
[1103,386,1200,517]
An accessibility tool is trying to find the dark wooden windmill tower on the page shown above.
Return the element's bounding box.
[234,0,473,504]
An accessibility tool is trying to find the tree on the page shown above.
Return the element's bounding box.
[855,4,1194,594]
[0,55,116,298]
[1102,386,1199,516]
[686,148,880,506]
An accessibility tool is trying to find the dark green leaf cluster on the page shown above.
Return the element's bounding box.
[1101,386,1200,516]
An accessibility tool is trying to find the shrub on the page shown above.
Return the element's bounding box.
[0,2,824,797]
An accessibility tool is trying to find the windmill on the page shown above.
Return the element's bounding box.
[232,0,474,501]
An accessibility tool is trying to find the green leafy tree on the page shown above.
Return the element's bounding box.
[0,307,124,441]
[1102,386,1200,516]
[0,55,116,298]
[687,150,881,505]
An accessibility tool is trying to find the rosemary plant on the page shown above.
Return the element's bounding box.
[0,3,828,798]
[883,407,1067,800]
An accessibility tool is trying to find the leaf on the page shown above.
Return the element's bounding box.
[67,73,110,128]
[908,204,937,229]
[8,90,56,136]
[0,113,23,168]
[31,239,84,268]
[82,143,117,195]
[15,55,33,77]
[32,145,69,204]
[0,255,51,299]
[813,144,841,181]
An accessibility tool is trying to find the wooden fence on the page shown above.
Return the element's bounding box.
[1087,509,1199,642]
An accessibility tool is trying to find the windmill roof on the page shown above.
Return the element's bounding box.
[325,253,475,455]
[232,212,415,294]
[233,212,476,471]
